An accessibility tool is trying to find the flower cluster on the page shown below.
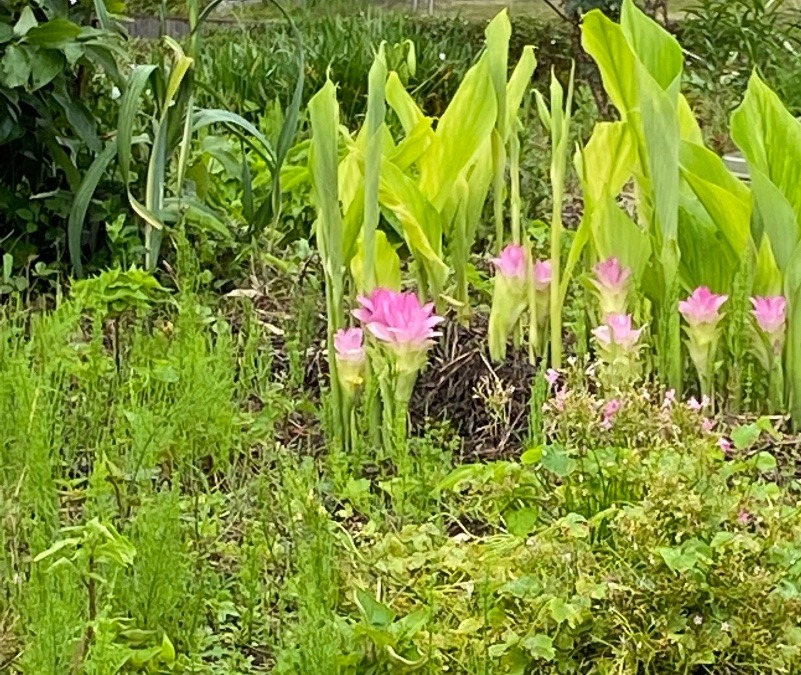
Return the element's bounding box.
[488,244,551,361]
[333,288,443,404]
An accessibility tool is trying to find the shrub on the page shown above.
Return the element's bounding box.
[336,376,801,672]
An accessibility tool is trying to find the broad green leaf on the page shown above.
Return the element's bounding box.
[379,159,447,284]
[732,72,801,227]
[485,8,511,139]
[505,46,536,133]
[355,588,396,628]
[308,81,344,285]
[679,141,751,256]
[29,49,64,90]
[640,70,680,252]
[117,65,157,188]
[731,423,761,450]
[351,230,400,292]
[505,507,539,537]
[754,237,783,296]
[2,44,31,88]
[418,54,497,210]
[592,199,651,280]
[26,19,81,48]
[362,43,387,292]
[580,121,636,204]
[620,0,682,93]
[750,168,799,271]
[521,633,555,661]
[388,117,433,170]
[540,445,576,477]
[581,10,638,116]
[14,6,38,37]
[386,71,426,135]
[68,142,118,276]
[677,199,737,292]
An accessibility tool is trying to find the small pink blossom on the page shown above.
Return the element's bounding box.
[679,287,728,326]
[491,244,527,280]
[662,389,676,409]
[737,509,752,525]
[594,257,631,292]
[334,328,365,363]
[751,296,787,335]
[353,288,443,351]
[718,437,732,453]
[687,395,710,412]
[545,368,560,389]
[592,314,644,350]
[701,417,715,432]
[534,260,552,291]
[601,398,622,429]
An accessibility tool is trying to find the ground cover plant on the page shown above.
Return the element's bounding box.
[6,0,801,673]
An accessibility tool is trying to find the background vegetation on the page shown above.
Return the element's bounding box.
[4,0,801,672]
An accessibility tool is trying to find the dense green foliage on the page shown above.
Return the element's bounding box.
[2,262,801,672]
[6,2,801,672]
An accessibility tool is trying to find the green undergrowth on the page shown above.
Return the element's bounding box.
[2,270,801,673]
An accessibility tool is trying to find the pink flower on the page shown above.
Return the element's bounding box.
[334,328,365,363]
[545,368,560,388]
[737,509,751,525]
[594,257,631,292]
[354,288,443,351]
[491,244,527,280]
[718,437,732,453]
[751,296,786,334]
[679,287,728,327]
[601,398,622,429]
[701,417,715,432]
[534,260,552,291]
[662,389,676,409]
[333,327,366,393]
[592,257,632,316]
[592,313,643,350]
[687,396,710,412]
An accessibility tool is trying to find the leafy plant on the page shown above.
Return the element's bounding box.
[0,0,126,276]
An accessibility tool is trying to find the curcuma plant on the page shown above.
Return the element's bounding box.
[306,12,536,452]
[566,0,801,426]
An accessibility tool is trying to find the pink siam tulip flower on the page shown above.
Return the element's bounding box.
[737,509,752,525]
[545,368,560,389]
[491,244,527,280]
[592,313,644,350]
[489,245,530,361]
[718,437,732,453]
[662,389,676,409]
[534,260,552,292]
[679,287,728,327]
[751,296,787,334]
[592,257,632,316]
[701,417,715,432]
[751,295,787,357]
[354,289,443,354]
[680,288,728,399]
[333,328,365,395]
[334,328,365,363]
